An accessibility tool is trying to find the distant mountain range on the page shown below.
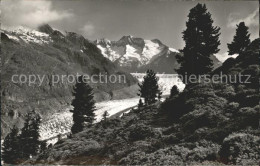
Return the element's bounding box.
[95,36,222,73]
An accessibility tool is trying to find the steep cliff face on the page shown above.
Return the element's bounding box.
[1,24,137,138]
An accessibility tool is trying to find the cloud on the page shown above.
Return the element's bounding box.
[80,23,95,36]
[1,0,74,28]
[227,8,259,28]
[215,52,238,63]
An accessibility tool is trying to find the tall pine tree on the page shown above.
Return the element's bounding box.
[138,70,161,105]
[71,75,96,134]
[40,140,48,153]
[19,110,41,160]
[176,3,220,81]
[2,126,20,164]
[228,22,250,55]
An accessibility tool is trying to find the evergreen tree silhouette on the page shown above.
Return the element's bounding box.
[138,70,161,105]
[176,3,220,81]
[19,110,41,160]
[158,91,162,101]
[170,85,179,98]
[31,112,41,155]
[2,126,20,164]
[40,140,48,153]
[71,75,96,134]
[102,111,109,122]
[228,22,251,55]
[138,98,144,108]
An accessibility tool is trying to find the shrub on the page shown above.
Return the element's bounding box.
[213,83,236,100]
[161,95,191,121]
[219,132,260,165]
[119,140,220,165]
[128,123,158,142]
[225,102,240,113]
[236,106,259,128]
[242,64,259,89]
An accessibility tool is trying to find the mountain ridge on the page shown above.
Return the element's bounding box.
[1,24,138,138]
[95,36,180,73]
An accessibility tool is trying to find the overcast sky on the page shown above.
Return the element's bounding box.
[2,0,259,62]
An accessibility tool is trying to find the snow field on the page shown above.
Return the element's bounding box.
[39,98,140,143]
[4,26,52,44]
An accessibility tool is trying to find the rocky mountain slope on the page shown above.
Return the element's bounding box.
[1,24,137,138]
[27,39,259,165]
[95,36,221,73]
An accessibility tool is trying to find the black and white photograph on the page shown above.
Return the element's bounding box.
[1,0,259,165]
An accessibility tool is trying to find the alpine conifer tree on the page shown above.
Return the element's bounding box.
[40,140,48,153]
[138,70,161,105]
[138,98,144,108]
[19,110,41,160]
[176,3,221,81]
[30,112,41,155]
[158,91,162,101]
[71,75,96,134]
[2,126,20,164]
[102,111,109,122]
[170,85,179,98]
[228,22,251,55]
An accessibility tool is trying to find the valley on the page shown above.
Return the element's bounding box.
[39,73,185,144]
[39,98,139,145]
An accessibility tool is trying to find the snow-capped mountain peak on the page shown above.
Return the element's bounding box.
[95,36,180,71]
[121,35,134,39]
[119,35,134,41]
[95,38,111,46]
[142,39,164,61]
[117,35,144,46]
[3,25,52,44]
